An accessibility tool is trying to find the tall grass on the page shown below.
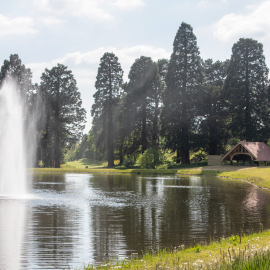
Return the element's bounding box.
[76,231,270,270]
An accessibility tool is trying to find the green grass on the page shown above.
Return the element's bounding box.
[33,158,205,175]
[34,158,270,189]
[32,167,179,174]
[177,167,270,189]
[77,230,270,269]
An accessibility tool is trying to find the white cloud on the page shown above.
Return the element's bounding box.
[214,1,270,41]
[27,45,168,132]
[112,0,145,10]
[27,45,170,83]
[40,16,66,25]
[0,14,36,36]
[33,0,145,21]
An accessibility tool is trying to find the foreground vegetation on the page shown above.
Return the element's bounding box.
[77,230,270,269]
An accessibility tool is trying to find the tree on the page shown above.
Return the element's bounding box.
[91,52,123,167]
[198,59,230,155]
[40,64,86,168]
[126,56,162,154]
[161,22,203,164]
[0,54,42,167]
[0,54,34,102]
[224,38,269,142]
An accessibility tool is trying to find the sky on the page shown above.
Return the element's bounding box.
[0,0,270,133]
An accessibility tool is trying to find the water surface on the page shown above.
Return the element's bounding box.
[1,173,270,269]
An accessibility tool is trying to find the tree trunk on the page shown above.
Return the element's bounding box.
[180,35,190,165]
[119,138,124,165]
[141,101,147,154]
[245,49,252,141]
[152,91,159,149]
[209,118,218,155]
[107,62,114,167]
[176,147,181,163]
[54,77,60,168]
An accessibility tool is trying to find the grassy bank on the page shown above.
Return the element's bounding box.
[177,166,270,189]
[32,167,179,174]
[79,230,270,269]
[33,160,270,189]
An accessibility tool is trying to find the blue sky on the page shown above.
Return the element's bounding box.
[1,0,270,132]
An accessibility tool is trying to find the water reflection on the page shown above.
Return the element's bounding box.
[0,200,27,270]
[0,174,270,269]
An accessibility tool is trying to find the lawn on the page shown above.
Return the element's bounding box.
[177,165,270,189]
[33,159,270,189]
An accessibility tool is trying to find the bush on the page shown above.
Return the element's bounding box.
[123,159,135,168]
[191,150,207,162]
[139,148,164,169]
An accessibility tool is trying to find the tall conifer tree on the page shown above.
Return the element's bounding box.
[224,38,269,141]
[126,56,162,154]
[91,53,123,167]
[162,22,203,164]
[198,59,229,155]
[40,64,86,168]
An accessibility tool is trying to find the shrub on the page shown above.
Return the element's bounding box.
[38,160,45,168]
[123,159,135,168]
[139,148,163,169]
[191,150,207,162]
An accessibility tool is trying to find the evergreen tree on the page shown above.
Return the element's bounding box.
[126,56,162,154]
[157,58,169,92]
[224,38,269,142]
[0,54,42,167]
[161,22,203,164]
[198,59,230,155]
[40,64,86,168]
[91,52,123,167]
[0,54,34,102]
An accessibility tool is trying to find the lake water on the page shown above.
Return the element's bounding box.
[0,173,270,269]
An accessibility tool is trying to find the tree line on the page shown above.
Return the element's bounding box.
[76,22,269,167]
[1,21,269,168]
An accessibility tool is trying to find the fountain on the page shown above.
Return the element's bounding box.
[0,79,27,196]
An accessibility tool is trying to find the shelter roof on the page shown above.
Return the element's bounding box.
[222,141,270,162]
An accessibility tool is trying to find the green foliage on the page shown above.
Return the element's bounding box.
[139,148,163,169]
[123,159,135,168]
[195,244,202,253]
[126,56,162,153]
[197,59,230,155]
[191,150,208,162]
[92,52,123,167]
[39,64,86,168]
[224,38,269,142]
[161,22,203,164]
[229,235,240,245]
[38,160,44,167]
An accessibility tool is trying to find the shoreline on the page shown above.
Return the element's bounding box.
[31,165,270,189]
[82,230,270,269]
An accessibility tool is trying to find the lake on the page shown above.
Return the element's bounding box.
[0,173,270,269]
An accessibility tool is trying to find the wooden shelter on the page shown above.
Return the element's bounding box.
[221,141,270,166]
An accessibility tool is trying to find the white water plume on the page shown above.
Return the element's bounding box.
[0,79,29,195]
